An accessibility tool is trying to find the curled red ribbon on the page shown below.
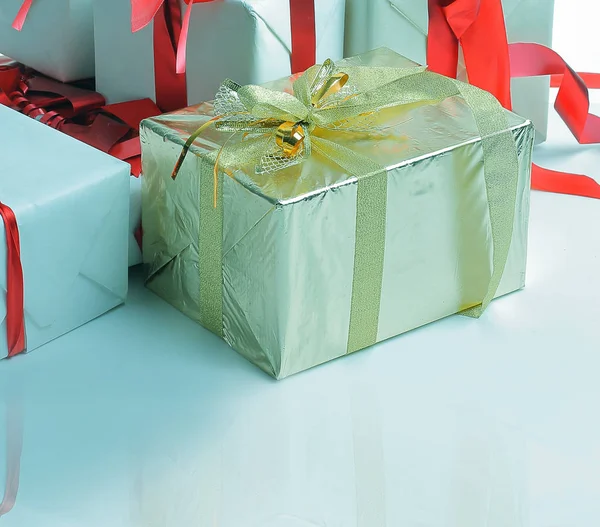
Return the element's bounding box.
[0,203,25,359]
[427,0,600,200]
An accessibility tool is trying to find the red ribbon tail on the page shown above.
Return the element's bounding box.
[11,0,33,31]
[427,0,461,79]
[510,43,600,144]
[0,203,26,358]
[175,1,194,74]
[427,0,511,108]
[532,163,600,200]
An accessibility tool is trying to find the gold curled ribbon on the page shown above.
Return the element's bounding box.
[172,57,521,351]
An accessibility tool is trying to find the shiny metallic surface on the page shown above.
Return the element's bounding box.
[141,52,534,379]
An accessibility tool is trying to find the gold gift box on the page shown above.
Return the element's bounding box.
[141,48,534,379]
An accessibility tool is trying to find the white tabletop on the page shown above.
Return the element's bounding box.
[1,99,599,527]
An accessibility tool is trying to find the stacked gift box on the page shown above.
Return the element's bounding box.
[0,0,598,376]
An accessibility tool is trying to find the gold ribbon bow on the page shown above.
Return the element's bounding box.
[172,58,520,351]
[173,58,423,204]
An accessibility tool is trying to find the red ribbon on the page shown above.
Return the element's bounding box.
[0,403,23,516]
[11,0,34,31]
[131,0,214,111]
[0,203,25,359]
[510,43,600,144]
[427,0,600,200]
[552,72,600,90]
[290,0,317,74]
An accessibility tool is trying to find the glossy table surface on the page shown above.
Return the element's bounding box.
[1,100,599,527]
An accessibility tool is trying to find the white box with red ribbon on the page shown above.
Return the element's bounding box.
[0,0,95,82]
[0,105,129,360]
[93,0,346,112]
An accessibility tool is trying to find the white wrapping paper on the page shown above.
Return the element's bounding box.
[0,0,95,82]
[345,0,555,142]
[94,0,345,108]
[0,105,130,359]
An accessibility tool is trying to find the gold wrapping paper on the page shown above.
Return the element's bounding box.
[141,48,534,379]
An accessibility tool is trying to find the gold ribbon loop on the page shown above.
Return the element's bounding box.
[275,121,306,157]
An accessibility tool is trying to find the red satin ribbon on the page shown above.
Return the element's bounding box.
[427,0,512,109]
[131,0,214,111]
[0,203,25,359]
[290,0,317,74]
[427,0,600,200]
[552,73,600,90]
[11,0,34,31]
[510,43,600,145]
[510,43,600,199]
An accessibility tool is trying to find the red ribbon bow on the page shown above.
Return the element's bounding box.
[427,0,600,200]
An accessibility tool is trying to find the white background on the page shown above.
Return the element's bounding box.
[554,0,600,72]
[553,0,600,103]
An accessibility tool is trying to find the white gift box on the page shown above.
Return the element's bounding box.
[94,0,346,108]
[0,0,95,82]
[0,106,130,359]
[345,0,555,142]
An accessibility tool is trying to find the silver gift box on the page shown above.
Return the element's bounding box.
[141,49,534,379]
